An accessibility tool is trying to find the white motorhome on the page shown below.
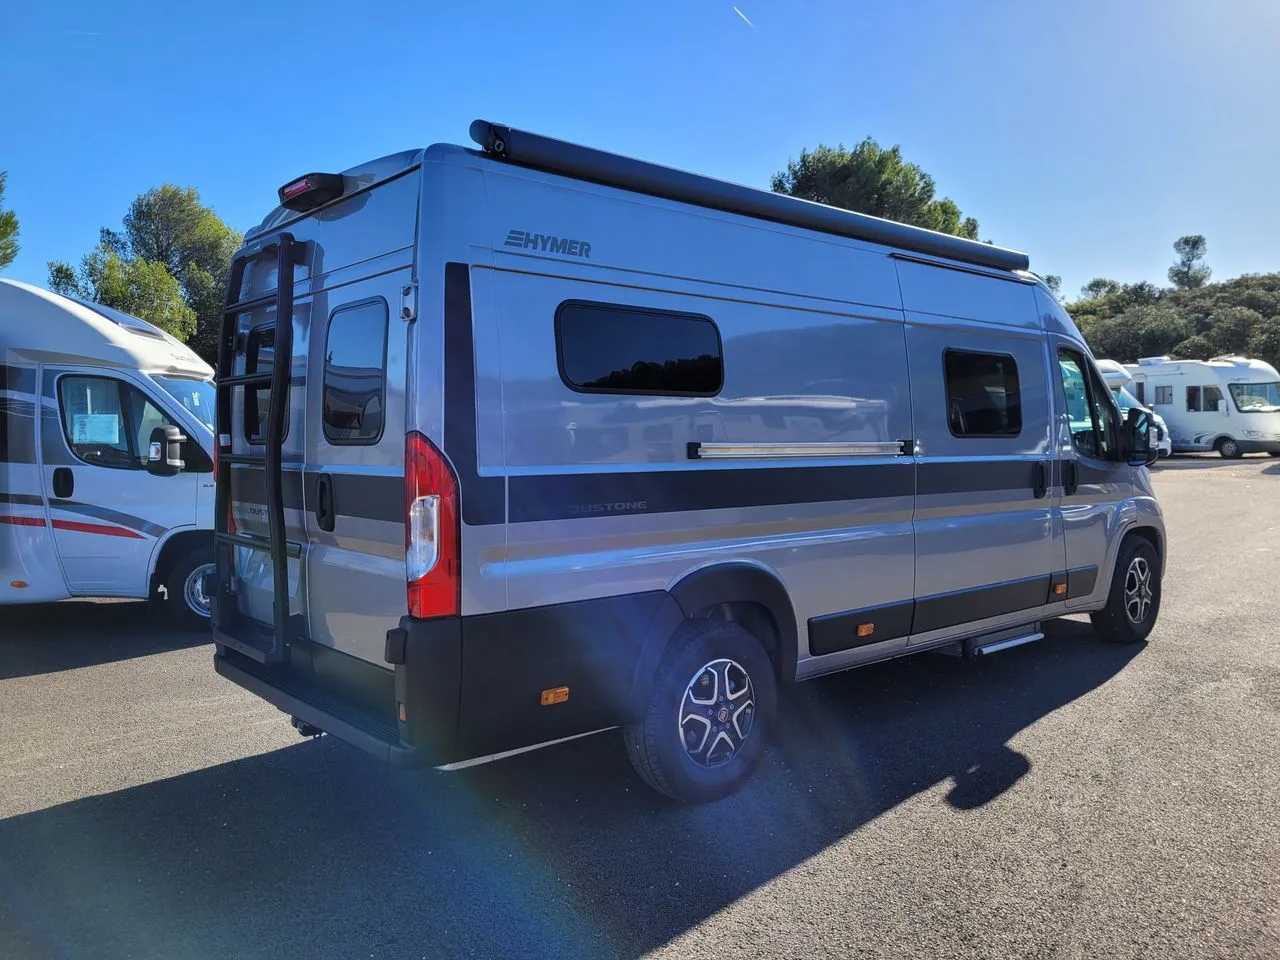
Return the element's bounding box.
[1094,359,1172,459]
[1124,356,1280,458]
[0,280,217,623]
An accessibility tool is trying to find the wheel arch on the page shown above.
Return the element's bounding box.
[149,528,213,596]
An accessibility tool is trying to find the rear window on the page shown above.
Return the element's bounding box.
[944,349,1022,437]
[323,299,388,444]
[555,301,722,396]
[243,327,278,443]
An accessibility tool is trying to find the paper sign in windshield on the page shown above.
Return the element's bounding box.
[72,414,121,445]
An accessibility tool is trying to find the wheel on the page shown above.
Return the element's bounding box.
[166,546,215,629]
[1216,437,1242,459]
[624,620,777,803]
[1090,537,1161,644]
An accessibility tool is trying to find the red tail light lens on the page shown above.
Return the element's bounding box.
[405,431,459,618]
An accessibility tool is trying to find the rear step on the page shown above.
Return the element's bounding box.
[968,630,1045,657]
[212,232,306,664]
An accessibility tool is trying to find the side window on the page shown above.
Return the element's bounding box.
[1057,350,1119,461]
[323,300,388,444]
[1132,381,1145,405]
[942,349,1021,437]
[1154,385,1172,405]
[58,376,175,470]
[244,327,275,443]
[1186,386,1201,412]
[555,301,723,396]
[1203,385,1224,413]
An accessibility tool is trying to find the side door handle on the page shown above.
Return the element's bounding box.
[315,473,335,532]
[52,467,74,499]
[1032,461,1047,499]
[1063,461,1078,496]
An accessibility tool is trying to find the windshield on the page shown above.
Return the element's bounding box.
[1109,385,1140,410]
[1228,381,1280,413]
[153,375,216,431]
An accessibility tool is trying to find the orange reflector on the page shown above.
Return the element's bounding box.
[856,622,875,638]
[10,581,28,589]
[398,703,407,722]
[540,686,570,706]
[1054,583,1067,596]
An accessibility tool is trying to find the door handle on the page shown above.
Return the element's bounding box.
[52,467,74,499]
[316,473,335,532]
[1032,461,1047,499]
[1063,461,1078,496]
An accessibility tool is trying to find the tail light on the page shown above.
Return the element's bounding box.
[405,431,460,618]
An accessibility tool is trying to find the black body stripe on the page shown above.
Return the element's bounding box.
[808,600,914,656]
[1076,463,1129,486]
[508,462,914,524]
[0,493,43,506]
[304,471,402,524]
[0,364,37,393]
[445,262,505,527]
[917,459,1039,496]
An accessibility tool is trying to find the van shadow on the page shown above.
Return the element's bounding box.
[0,601,207,680]
[0,620,1139,959]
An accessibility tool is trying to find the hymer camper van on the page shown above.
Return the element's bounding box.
[1123,356,1280,458]
[0,280,216,623]
[210,122,1164,802]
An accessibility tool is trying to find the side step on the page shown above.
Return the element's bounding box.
[967,627,1044,658]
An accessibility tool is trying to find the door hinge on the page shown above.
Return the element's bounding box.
[400,283,417,322]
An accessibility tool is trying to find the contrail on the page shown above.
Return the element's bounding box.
[732,5,755,28]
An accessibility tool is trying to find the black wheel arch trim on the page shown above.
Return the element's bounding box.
[666,562,800,683]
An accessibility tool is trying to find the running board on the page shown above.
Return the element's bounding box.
[967,630,1045,657]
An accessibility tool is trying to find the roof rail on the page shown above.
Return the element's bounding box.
[468,120,1031,274]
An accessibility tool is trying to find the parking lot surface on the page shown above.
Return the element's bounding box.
[2,457,1279,960]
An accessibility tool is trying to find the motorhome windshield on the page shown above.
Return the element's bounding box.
[1110,385,1140,409]
[1228,381,1280,413]
[154,375,216,431]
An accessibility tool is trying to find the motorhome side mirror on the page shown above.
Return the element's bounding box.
[1126,408,1158,467]
[146,425,186,476]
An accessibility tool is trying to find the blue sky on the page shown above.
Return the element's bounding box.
[2,0,1278,300]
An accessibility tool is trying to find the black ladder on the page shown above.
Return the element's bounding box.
[211,233,305,663]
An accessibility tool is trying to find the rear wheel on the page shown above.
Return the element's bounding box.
[1216,437,1242,459]
[1090,537,1161,644]
[166,546,214,629]
[624,620,776,803]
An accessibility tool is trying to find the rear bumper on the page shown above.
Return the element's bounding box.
[212,590,681,768]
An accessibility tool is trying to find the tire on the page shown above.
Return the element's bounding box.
[624,619,777,803]
[1090,537,1161,644]
[166,546,215,629]
[1216,437,1242,459]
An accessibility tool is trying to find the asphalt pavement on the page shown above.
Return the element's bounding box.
[2,456,1279,959]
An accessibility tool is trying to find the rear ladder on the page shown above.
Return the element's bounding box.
[212,233,305,663]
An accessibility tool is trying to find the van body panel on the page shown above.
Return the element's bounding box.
[209,131,1167,779]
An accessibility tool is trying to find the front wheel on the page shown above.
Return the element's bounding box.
[624,620,777,803]
[1090,537,1161,644]
[166,546,214,629]
[1217,437,1242,459]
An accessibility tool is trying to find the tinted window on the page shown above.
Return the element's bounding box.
[943,350,1021,437]
[1154,385,1172,405]
[59,376,176,470]
[244,327,275,443]
[1186,385,1201,412]
[556,302,722,396]
[323,300,388,444]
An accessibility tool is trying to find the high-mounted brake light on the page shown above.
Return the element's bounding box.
[405,431,459,619]
[277,172,345,212]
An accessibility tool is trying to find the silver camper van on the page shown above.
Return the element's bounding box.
[211,122,1165,802]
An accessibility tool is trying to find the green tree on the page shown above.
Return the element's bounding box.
[771,139,979,238]
[1168,234,1211,290]
[0,172,18,270]
[48,185,239,361]
[1206,306,1262,356]
[1246,315,1280,370]
[47,245,196,339]
[1172,335,1214,360]
[1081,278,1121,301]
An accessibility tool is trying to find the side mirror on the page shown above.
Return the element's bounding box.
[1125,408,1159,467]
[146,425,186,476]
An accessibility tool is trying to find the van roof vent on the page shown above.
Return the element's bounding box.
[1137,356,1172,366]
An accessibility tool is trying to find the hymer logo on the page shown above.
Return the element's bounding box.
[569,501,649,515]
[505,230,592,259]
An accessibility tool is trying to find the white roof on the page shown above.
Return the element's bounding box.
[1094,358,1132,385]
[0,279,212,378]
